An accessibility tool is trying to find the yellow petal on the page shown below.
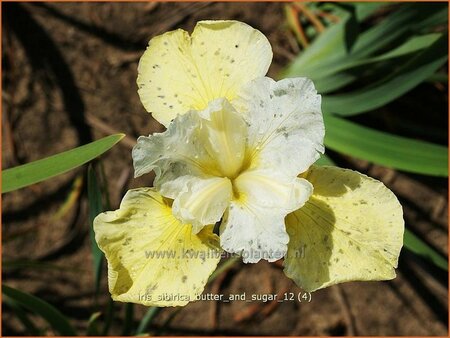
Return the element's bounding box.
[94,188,221,306]
[137,20,272,126]
[283,166,404,291]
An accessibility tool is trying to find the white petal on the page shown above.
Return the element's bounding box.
[234,77,325,176]
[234,170,312,210]
[132,98,247,229]
[170,175,232,233]
[137,20,272,126]
[220,173,312,263]
[132,111,216,181]
[220,200,289,263]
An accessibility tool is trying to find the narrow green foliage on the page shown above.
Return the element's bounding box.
[324,114,448,177]
[2,285,77,336]
[2,134,124,193]
[404,229,448,271]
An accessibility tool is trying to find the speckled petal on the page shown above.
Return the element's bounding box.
[234,77,324,177]
[94,188,221,307]
[220,174,312,264]
[283,166,404,291]
[137,20,272,126]
[132,98,247,230]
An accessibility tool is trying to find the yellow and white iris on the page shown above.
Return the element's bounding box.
[94,20,404,307]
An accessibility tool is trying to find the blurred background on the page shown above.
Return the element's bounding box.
[2,2,448,336]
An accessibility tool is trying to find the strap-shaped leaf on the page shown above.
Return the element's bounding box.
[2,285,77,336]
[2,134,124,193]
[404,228,448,271]
[324,114,448,176]
[314,33,441,93]
[87,165,104,300]
[322,34,448,115]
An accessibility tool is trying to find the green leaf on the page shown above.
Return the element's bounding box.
[208,256,240,282]
[404,228,448,271]
[3,297,41,335]
[101,298,115,336]
[349,4,444,58]
[324,114,448,176]
[322,34,448,115]
[87,165,104,300]
[2,285,77,336]
[314,33,441,93]
[283,3,447,87]
[281,9,355,78]
[315,153,336,166]
[2,134,124,193]
[135,307,161,335]
[86,312,102,336]
[122,303,134,336]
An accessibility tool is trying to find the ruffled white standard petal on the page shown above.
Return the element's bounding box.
[132,98,248,230]
[137,20,272,126]
[234,77,325,176]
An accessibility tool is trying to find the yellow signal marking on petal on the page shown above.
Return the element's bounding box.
[283,166,404,292]
[94,188,221,307]
[198,99,247,178]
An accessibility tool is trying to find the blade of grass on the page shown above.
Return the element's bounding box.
[86,312,102,336]
[285,4,309,48]
[208,256,240,282]
[283,4,445,81]
[2,133,124,193]
[322,34,448,115]
[122,303,135,335]
[53,174,84,220]
[404,228,448,271]
[136,307,161,336]
[324,114,448,176]
[102,298,115,336]
[313,33,441,92]
[281,8,354,78]
[3,297,41,335]
[87,165,104,302]
[315,153,336,166]
[293,2,325,33]
[2,285,77,336]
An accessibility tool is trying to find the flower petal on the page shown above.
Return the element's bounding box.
[132,109,219,181]
[94,188,221,307]
[133,98,247,230]
[234,77,324,176]
[283,166,404,292]
[234,169,312,210]
[197,99,247,178]
[137,20,272,126]
[170,175,232,233]
[220,173,312,264]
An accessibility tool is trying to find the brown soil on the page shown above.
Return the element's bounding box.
[2,2,448,336]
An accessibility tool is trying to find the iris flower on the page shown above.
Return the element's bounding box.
[94,21,404,307]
